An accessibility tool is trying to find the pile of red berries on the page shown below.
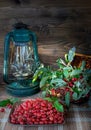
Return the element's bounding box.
[10,98,64,125]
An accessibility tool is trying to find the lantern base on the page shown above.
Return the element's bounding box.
[6,80,40,97]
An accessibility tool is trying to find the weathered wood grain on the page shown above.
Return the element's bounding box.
[0,0,91,79]
[1,0,91,7]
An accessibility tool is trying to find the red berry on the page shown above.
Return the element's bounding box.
[71,77,77,82]
[7,104,13,109]
[20,121,24,125]
[68,82,73,87]
[0,108,5,112]
[49,116,54,121]
[80,75,83,79]
[51,89,56,96]
[65,87,70,91]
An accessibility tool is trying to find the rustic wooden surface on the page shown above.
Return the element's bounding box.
[0,85,91,130]
[0,0,91,73]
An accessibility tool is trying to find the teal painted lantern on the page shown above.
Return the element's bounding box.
[3,22,40,96]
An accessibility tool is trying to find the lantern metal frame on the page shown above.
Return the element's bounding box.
[3,23,40,97]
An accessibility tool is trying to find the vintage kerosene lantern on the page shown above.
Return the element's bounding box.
[3,22,40,96]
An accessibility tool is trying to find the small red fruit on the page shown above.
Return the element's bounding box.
[71,77,77,82]
[68,82,73,87]
[0,108,5,112]
[49,116,54,121]
[51,89,56,96]
[65,87,70,91]
[80,75,83,79]
[7,104,13,109]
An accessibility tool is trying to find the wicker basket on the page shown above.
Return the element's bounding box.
[71,53,91,69]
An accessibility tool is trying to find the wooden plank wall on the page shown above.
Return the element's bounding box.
[0,0,91,82]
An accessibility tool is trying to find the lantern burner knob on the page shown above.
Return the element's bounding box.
[14,22,28,29]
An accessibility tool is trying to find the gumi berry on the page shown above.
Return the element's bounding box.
[6,104,13,109]
[10,98,64,125]
[0,108,5,112]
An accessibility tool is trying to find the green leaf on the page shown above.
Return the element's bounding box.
[42,91,47,98]
[0,99,12,107]
[51,78,67,87]
[74,81,81,88]
[56,70,63,78]
[80,61,86,70]
[40,76,49,88]
[32,75,38,83]
[53,100,64,112]
[63,66,73,71]
[73,86,91,100]
[72,87,79,93]
[0,98,20,107]
[65,92,70,107]
[32,69,41,82]
[79,87,90,98]
[44,97,53,102]
[84,69,91,77]
[32,65,47,82]
[57,64,65,69]
[63,69,69,78]
[77,92,84,99]
[51,71,57,78]
[65,54,69,63]
[72,92,78,100]
[63,66,73,78]
[10,98,20,104]
[56,58,66,68]
[68,47,76,63]
[70,69,82,77]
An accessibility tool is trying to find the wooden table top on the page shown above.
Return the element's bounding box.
[0,85,91,130]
